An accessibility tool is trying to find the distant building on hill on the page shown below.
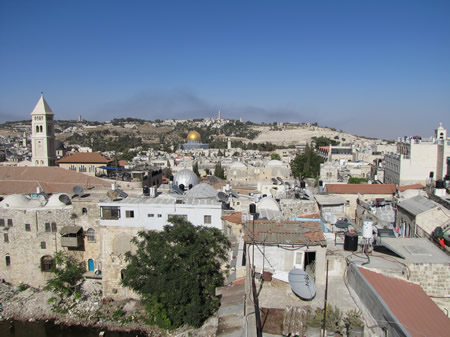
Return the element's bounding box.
[182,130,209,150]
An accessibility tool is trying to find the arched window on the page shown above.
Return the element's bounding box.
[87,228,95,242]
[39,125,43,132]
[121,269,126,280]
[36,125,39,133]
[82,208,88,215]
[41,255,54,272]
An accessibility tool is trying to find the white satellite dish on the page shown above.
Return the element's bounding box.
[288,269,316,301]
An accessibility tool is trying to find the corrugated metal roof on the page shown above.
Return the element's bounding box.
[358,267,450,337]
[397,195,438,216]
[325,184,396,194]
[244,220,326,246]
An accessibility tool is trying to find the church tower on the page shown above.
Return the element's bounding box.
[31,93,56,166]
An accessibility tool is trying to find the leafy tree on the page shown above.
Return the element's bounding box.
[193,161,200,177]
[45,252,84,296]
[214,161,226,179]
[270,153,281,160]
[290,144,323,178]
[122,217,230,329]
[348,177,369,184]
[162,167,172,179]
[312,136,339,149]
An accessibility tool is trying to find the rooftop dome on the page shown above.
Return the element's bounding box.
[0,194,44,208]
[257,197,281,211]
[266,160,285,167]
[187,130,201,141]
[230,161,247,169]
[185,183,218,199]
[174,169,199,189]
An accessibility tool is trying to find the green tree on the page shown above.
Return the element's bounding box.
[45,252,84,296]
[214,161,226,179]
[270,153,281,160]
[162,167,172,179]
[193,161,200,177]
[122,217,230,329]
[290,144,323,178]
[348,177,369,184]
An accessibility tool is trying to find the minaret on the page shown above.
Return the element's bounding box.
[31,93,56,166]
[218,110,222,120]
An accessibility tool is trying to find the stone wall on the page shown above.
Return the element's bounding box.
[280,199,318,219]
[408,263,450,299]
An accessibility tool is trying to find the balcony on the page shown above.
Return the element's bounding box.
[60,225,83,248]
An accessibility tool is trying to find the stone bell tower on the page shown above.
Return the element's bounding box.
[31,93,56,166]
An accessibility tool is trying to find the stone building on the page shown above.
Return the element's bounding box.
[384,123,450,186]
[57,152,112,177]
[325,184,396,221]
[0,193,102,288]
[226,160,291,183]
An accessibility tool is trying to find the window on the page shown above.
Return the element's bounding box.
[294,251,304,269]
[7,219,13,227]
[25,224,31,232]
[0,219,4,227]
[45,223,51,232]
[79,165,86,173]
[41,241,46,249]
[121,269,126,280]
[204,215,212,224]
[4,233,8,243]
[41,256,54,272]
[51,222,57,232]
[148,214,155,217]
[69,165,76,171]
[101,206,120,220]
[87,228,96,242]
[5,256,11,266]
[125,210,135,218]
[82,208,88,215]
[157,214,162,218]
[89,165,96,173]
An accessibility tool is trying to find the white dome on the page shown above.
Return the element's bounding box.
[257,197,281,211]
[266,160,285,167]
[185,183,218,199]
[1,194,44,208]
[174,169,199,189]
[230,161,247,169]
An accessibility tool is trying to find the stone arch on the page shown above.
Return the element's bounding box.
[41,255,54,272]
[112,233,136,256]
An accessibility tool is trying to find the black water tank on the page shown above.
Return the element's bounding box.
[436,180,445,188]
[249,203,256,214]
[429,171,434,178]
[300,181,306,188]
[143,186,150,196]
[344,233,358,251]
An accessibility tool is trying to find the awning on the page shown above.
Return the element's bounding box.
[98,166,124,171]
[60,225,82,235]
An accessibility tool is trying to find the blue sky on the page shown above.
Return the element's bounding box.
[0,0,449,139]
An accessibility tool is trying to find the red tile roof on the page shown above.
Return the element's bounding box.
[396,184,425,192]
[57,152,111,164]
[222,212,243,224]
[358,267,450,337]
[325,184,396,194]
[0,167,111,195]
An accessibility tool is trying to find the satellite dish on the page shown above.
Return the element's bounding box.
[59,194,72,205]
[114,189,128,198]
[73,186,84,196]
[107,190,120,200]
[288,269,316,300]
[217,191,228,202]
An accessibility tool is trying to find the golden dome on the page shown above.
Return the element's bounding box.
[187,130,201,141]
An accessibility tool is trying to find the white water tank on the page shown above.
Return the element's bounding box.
[362,220,373,239]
